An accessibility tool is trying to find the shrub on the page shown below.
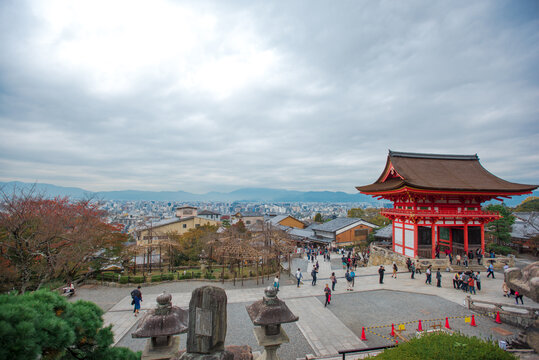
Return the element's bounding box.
[102,272,117,282]
[486,243,514,256]
[151,275,162,282]
[161,273,174,281]
[0,290,138,360]
[223,274,230,280]
[119,276,129,284]
[131,276,145,284]
[372,332,515,360]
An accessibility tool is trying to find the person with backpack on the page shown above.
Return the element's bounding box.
[311,267,318,286]
[350,269,356,288]
[296,268,303,287]
[410,262,416,279]
[345,270,352,291]
[475,272,481,291]
[487,263,495,278]
[131,286,142,316]
[273,274,280,291]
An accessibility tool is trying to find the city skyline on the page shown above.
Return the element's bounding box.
[1,1,538,192]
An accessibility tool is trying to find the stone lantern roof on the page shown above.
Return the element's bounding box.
[132,292,188,338]
[246,287,298,326]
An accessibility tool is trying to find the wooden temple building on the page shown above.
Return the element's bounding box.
[357,151,537,259]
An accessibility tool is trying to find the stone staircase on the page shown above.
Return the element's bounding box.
[449,264,487,272]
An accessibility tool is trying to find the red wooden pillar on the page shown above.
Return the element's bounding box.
[402,223,405,256]
[449,227,453,254]
[392,223,396,252]
[414,224,418,258]
[480,223,485,253]
[464,223,469,254]
[431,224,436,259]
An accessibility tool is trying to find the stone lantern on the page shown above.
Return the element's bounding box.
[132,292,189,360]
[246,286,299,360]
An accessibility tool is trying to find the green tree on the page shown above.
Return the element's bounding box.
[168,225,218,264]
[314,213,323,223]
[514,197,539,212]
[0,290,138,360]
[347,208,364,218]
[485,204,515,244]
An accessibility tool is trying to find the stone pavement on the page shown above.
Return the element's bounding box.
[101,253,539,358]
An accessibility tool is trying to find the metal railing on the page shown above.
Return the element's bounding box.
[338,344,396,359]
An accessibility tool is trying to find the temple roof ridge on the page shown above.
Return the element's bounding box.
[389,150,478,161]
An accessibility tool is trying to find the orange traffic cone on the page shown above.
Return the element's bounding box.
[361,327,367,341]
[417,319,423,331]
[444,317,451,329]
[390,324,396,337]
[470,315,477,327]
[495,311,502,324]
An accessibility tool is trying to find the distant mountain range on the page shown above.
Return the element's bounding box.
[1,181,534,206]
[0,181,388,204]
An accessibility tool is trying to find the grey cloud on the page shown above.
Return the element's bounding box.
[0,0,538,192]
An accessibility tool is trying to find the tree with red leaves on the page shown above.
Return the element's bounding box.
[0,188,126,293]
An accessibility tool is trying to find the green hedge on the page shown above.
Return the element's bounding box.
[151,275,162,282]
[119,276,129,284]
[372,332,515,360]
[161,273,174,281]
[101,272,117,282]
[486,243,514,256]
[131,276,145,284]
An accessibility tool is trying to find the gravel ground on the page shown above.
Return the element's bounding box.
[115,301,314,359]
[320,290,521,348]
[74,275,295,311]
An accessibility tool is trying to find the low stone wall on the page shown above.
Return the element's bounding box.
[416,258,450,271]
[484,255,515,269]
[368,244,410,269]
[465,296,538,329]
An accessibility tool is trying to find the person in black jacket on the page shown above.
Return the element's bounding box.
[378,265,385,284]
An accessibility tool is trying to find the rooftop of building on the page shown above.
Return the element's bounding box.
[357,150,538,194]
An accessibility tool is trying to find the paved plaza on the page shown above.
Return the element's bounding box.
[75,253,538,359]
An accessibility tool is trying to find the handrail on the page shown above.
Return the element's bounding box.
[380,208,500,218]
[338,344,396,359]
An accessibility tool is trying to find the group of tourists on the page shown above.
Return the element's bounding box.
[452,271,481,294]
[305,246,331,262]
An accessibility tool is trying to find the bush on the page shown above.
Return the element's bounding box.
[223,274,230,280]
[119,276,129,284]
[161,273,174,281]
[0,290,138,360]
[151,275,162,282]
[372,332,515,360]
[102,272,117,282]
[486,243,514,256]
[131,276,145,284]
[204,272,215,280]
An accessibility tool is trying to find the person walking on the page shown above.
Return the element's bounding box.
[503,281,509,297]
[475,272,481,291]
[273,274,280,291]
[392,262,398,279]
[131,286,142,316]
[330,272,337,291]
[350,269,356,288]
[296,268,303,287]
[311,267,318,286]
[515,290,524,305]
[436,268,442,287]
[425,266,432,285]
[324,284,332,307]
[415,260,422,275]
[456,253,461,266]
[410,262,416,279]
[378,265,385,284]
[487,263,495,279]
[463,254,469,268]
[345,270,352,291]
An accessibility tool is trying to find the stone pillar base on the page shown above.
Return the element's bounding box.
[142,336,181,360]
[253,327,289,360]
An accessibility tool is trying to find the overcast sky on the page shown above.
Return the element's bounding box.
[0,0,538,193]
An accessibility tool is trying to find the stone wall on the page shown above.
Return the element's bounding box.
[465,296,538,329]
[368,245,410,269]
[485,255,515,269]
